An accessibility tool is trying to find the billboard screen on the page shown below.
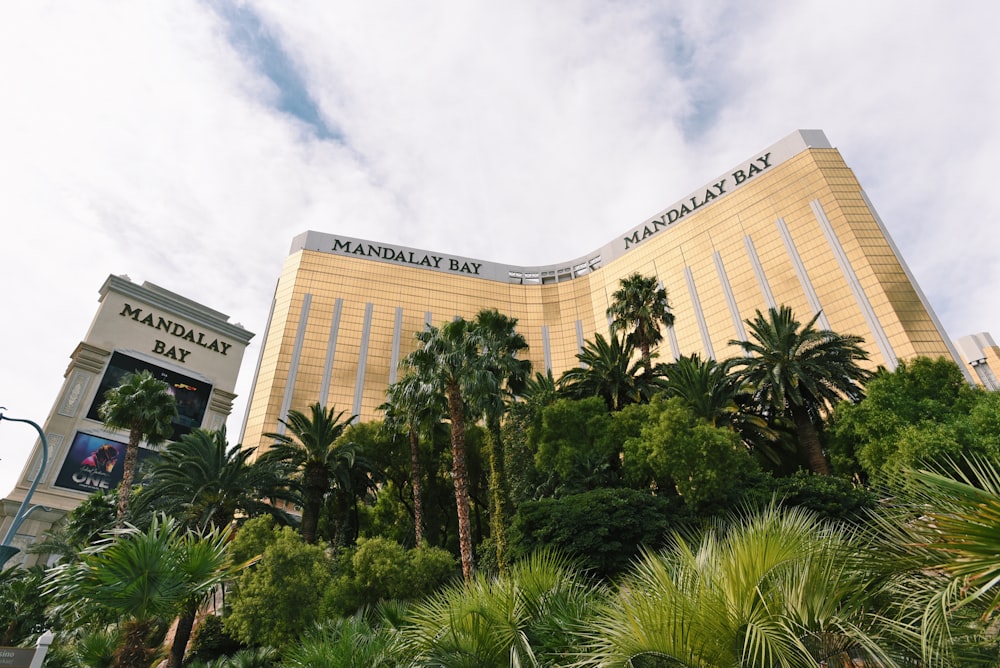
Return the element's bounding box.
[53,431,159,494]
[86,351,213,441]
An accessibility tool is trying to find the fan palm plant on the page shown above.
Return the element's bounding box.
[45,515,248,668]
[576,504,896,667]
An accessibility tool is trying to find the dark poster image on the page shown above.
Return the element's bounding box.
[53,432,158,494]
[86,351,213,441]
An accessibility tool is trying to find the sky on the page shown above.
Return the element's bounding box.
[2,1,998,496]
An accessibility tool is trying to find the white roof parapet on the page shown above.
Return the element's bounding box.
[293,130,831,285]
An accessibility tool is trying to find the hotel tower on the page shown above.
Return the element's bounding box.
[240,130,965,454]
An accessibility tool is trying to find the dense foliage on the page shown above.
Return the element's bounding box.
[13,295,1000,665]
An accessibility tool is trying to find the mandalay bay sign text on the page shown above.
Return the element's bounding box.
[623,152,773,249]
[329,239,484,275]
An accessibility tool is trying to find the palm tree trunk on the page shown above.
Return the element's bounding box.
[640,341,652,375]
[487,416,511,573]
[446,381,475,581]
[168,601,199,668]
[115,425,142,526]
[409,424,425,546]
[301,465,327,544]
[792,406,830,475]
[113,619,153,668]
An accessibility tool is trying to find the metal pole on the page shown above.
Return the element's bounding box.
[0,409,50,550]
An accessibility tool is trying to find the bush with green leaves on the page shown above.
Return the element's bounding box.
[622,396,758,513]
[740,469,875,523]
[224,525,332,649]
[828,356,993,480]
[510,487,689,579]
[322,536,457,616]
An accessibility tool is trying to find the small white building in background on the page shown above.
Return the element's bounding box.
[0,275,253,567]
[955,332,1000,391]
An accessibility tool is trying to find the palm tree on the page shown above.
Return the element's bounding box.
[136,427,296,668]
[577,504,897,667]
[404,318,498,581]
[139,426,296,532]
[558,333,656,411]
[381,371,447,547]
[661,354,780,464]
[868,456,1000,664]
[472,308,531,573]
[262,403,357,545]
[98,369,178,523]
[607,273,673,374]
[729,306,872,475]
[45,515,247,668]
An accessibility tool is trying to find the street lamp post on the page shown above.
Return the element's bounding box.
[0,409,50,568]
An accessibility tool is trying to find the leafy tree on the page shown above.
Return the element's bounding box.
[558,333,657,411]
[225,525,332,649]
[98,369,178,523]
[607,272,673,374]
[623,397,757,514]
[401,550,602,666]
[577,504,897,667]
[322,536,457,616]
[729,306,872,475]
[740,469,875,523]
[262,402,357,544]
[46,515,244,668]
[829,356,990,480]
[503,370,559,506]
[533,396,618,494]
[510,487,688,579]
[0,565,48,645]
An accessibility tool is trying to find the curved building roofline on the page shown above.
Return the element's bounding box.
[291,129,832,285]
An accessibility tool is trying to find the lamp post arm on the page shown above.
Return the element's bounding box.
[0,410,50,547]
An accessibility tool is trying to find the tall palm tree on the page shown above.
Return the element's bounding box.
[404,318,498,581]
[607,273,673,374]
[45,515,247,668]
[472,308,531,573]
[262,403,357,545]
[729,306,872,475]
[381,371,447,547]
[558,333,656,411]
[98,369,178,524]
[577,504,897,667]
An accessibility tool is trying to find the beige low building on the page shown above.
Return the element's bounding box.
[0,275,253,567]
[240,129,967,457]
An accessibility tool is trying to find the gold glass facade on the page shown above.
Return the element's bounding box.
[241,130,963,454]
